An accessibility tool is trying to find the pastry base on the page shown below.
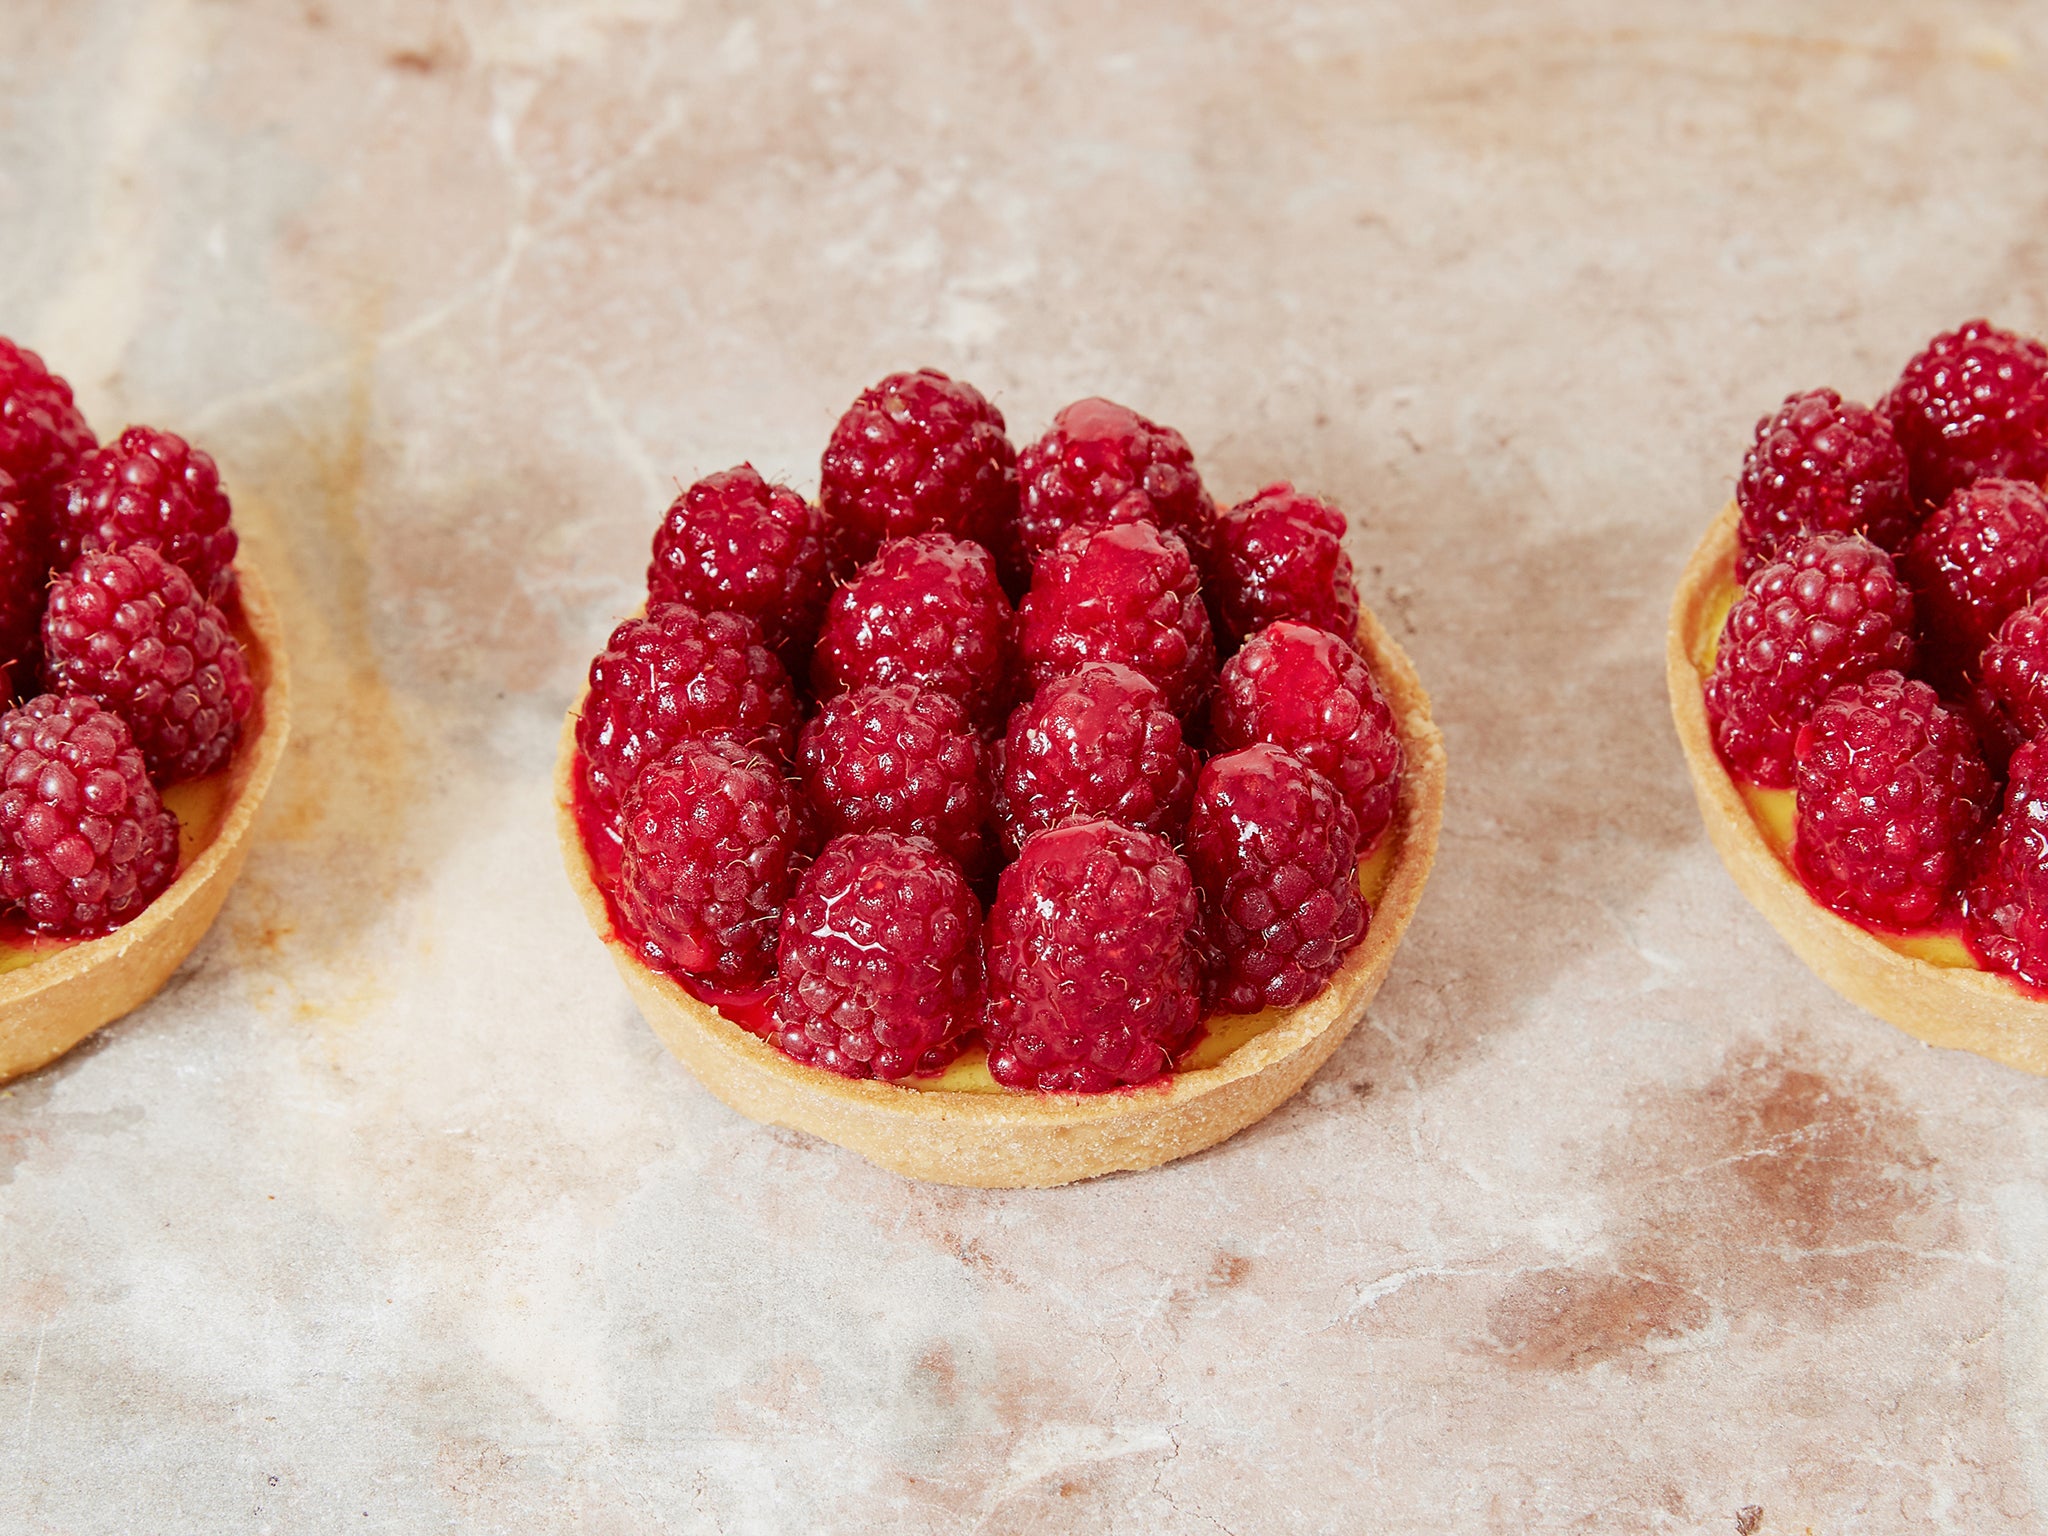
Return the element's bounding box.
[556,600,1446,1188]
[0,564,292,1084]
[1668,503,2048,1075]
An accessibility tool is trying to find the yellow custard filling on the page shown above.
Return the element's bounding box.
[0,772,233,973]
[903,830,1404,1094]
[1698,576,1979,972]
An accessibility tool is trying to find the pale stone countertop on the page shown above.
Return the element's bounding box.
[5,3,2048,1531]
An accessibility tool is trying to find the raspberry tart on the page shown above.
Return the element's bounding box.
[1669,318,2048,1074]
[559,372,1444,1186]
[0,341,290,1084]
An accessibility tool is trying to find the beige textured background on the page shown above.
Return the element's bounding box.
[4,2,2048,1530]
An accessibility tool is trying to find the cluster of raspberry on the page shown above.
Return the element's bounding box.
[573,370,1404,1092]
[0,339,254,939]
[1705,319,2048,983]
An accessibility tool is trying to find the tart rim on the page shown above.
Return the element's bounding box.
[0,561,293,1084]
[1667,501,2048,1076]
[555,597,1446,1186]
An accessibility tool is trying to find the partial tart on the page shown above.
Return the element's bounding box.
[559,598,1444,1188]
[1669,503,2048,1075]
[0,564,291,1084]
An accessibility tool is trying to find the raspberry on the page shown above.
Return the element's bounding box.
[1966,738,2048,986]
[1185,744,1367,1014]
[1945,674,2028,781]
[0,694,178,937]
[1016,520,1217,719]
[819,369,1017,573]
[995,662,1196,857]
[984,819,1203,1093]
[1735,389,1917,580]
[0,338,94,520]
[52,426,238,605]
[797,683,992,878]
[809,532,1015,731]
[616,738,807,988]
[1981,593,2048,739]
[770,832,981,1080]
[1010,398,1213,584]
[575,603,798,821]
[0,471,39,686]
[1211,621,1403,852]
[1900,478,2048,679]
[1704,532,1916,787]
[646,464,828,664]
[1208,484,1361,649]
[1791,673,1989,931]
[42,547,254,784]
[1882,319,2048,509]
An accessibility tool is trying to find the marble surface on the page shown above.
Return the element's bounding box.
[5,1,2048,1529]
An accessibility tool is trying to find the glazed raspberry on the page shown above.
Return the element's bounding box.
[995,663,1196,857]
[1792,673,1989,931]
[810,533,1015,731]
[1967,739,2048,986]
[0,471,38,685]
[819,368,1018,573]
[1016,520,1217,719]
[1946,674,2028,781]
[1900,478,2048,679]
[984,819,1203,1093]
[52,427,238,604]
[1882,319,2048,508]
[1704,533,1916,787]
[1211,621,1402,852]
[797,683,992,878]
[616,738,807,988]
[1735,389,1917,580]
[0,694,178,938]
[0,338,94,519]
[646,464,828,664]
[1208,484,1361,649]
[42,547,254,784]
[770,832,981,1080]
[1981,593,2048,739]
[1010,398,1213,584]
[575,603,798,821]
[1185,744,1367,1014]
